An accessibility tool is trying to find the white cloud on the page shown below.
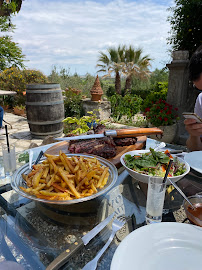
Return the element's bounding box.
[10,0,174,75]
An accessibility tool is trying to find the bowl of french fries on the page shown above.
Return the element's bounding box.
[11,152,118,205]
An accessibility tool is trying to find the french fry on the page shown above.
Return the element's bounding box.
[61,153,74,173]
[20,152,110,201]
[97,167,109,188]
[72,156,79,164]
[42,166,49,179]
[91,183,97,193]
[46,173,56,187]
[40,190,70,197]
[76,170,96,191]
[52,183,67,192]
[28,167,41,178]
[47,156,58,174]
[32,168,43,188]
[59,151,70,172]
[58,167,81,199]
[79,160,87,171]
[73,164,80,173]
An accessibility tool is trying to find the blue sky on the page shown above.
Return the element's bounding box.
[9,0,174,76]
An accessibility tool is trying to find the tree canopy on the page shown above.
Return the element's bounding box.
[167,0,202,56]
[0,15,26,72]
[0,0,22,17]
[97,45,151,94]
[0,35,25,71]
[97,45,126,94]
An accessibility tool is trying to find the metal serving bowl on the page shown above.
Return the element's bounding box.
[183,195,202,227]
[11,153,118,205]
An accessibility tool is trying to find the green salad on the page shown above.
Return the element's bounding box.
[124,148,186,177]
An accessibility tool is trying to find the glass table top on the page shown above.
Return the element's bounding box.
[0,139,201,270]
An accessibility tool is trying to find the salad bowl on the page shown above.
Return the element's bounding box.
[120,149,190,184]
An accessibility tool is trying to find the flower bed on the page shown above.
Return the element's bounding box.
[144,99,179,127]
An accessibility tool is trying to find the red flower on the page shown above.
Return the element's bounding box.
[166,111,171,115]
[164,117,168,122]
[145,107,150,112]
[174,108,178,111]
[158,117,162,121]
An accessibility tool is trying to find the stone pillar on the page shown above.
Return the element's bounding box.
[82,98,111,121]
[166,50,199,144]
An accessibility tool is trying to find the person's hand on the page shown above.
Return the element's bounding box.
[184,118,202,137]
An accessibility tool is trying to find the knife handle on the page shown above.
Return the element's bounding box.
[46,238,84,270]
[115,128,163,137]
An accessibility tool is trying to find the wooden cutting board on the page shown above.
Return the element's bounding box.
[108,136,146,168]
[45,136,147,168]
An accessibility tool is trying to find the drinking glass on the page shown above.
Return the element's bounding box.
[146,177,166,224]
[0,156,4,179]
[2,144,16,177]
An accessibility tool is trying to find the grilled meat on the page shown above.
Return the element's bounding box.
[113,137,137,146]
[68,124,138,158]
[69,137,116,159]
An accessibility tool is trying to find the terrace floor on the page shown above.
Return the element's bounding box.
[0,112,44,155]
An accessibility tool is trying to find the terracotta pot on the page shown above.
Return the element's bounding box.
[91,94,102,102]
[149,123,177,144]
[13,107,25,116]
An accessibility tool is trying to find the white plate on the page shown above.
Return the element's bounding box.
[184,151,202,174]
[145,138,166,150]
[111,222,202,270]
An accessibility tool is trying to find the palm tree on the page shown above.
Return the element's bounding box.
[96,46,125,94]
[123,46,151,92]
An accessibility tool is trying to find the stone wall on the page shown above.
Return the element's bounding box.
[82,98,111,121]
[166,50,200,144]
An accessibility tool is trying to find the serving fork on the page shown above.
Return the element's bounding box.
[82,216,126,270]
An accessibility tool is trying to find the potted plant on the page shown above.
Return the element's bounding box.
[63,110,106,135]
[13,105,26,116]
[144,99,179,143]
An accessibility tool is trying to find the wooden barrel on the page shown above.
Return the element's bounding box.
[26,84,64,138]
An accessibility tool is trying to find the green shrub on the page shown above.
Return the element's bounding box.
[63,89,84,118]
[0,67,48,106]
[141,82,168,112]
[131,89,152,100]
[141,91,167,112]
[63,111,105,135]
[109,93,143,121]
[106,85,116,97]
[151,81,168,92]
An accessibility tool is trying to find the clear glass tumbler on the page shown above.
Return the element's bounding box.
[2,144,16,177]
[146,177,166,224]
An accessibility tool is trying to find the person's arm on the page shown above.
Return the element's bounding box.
[186,135,202,151]
[185,118,202,151]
